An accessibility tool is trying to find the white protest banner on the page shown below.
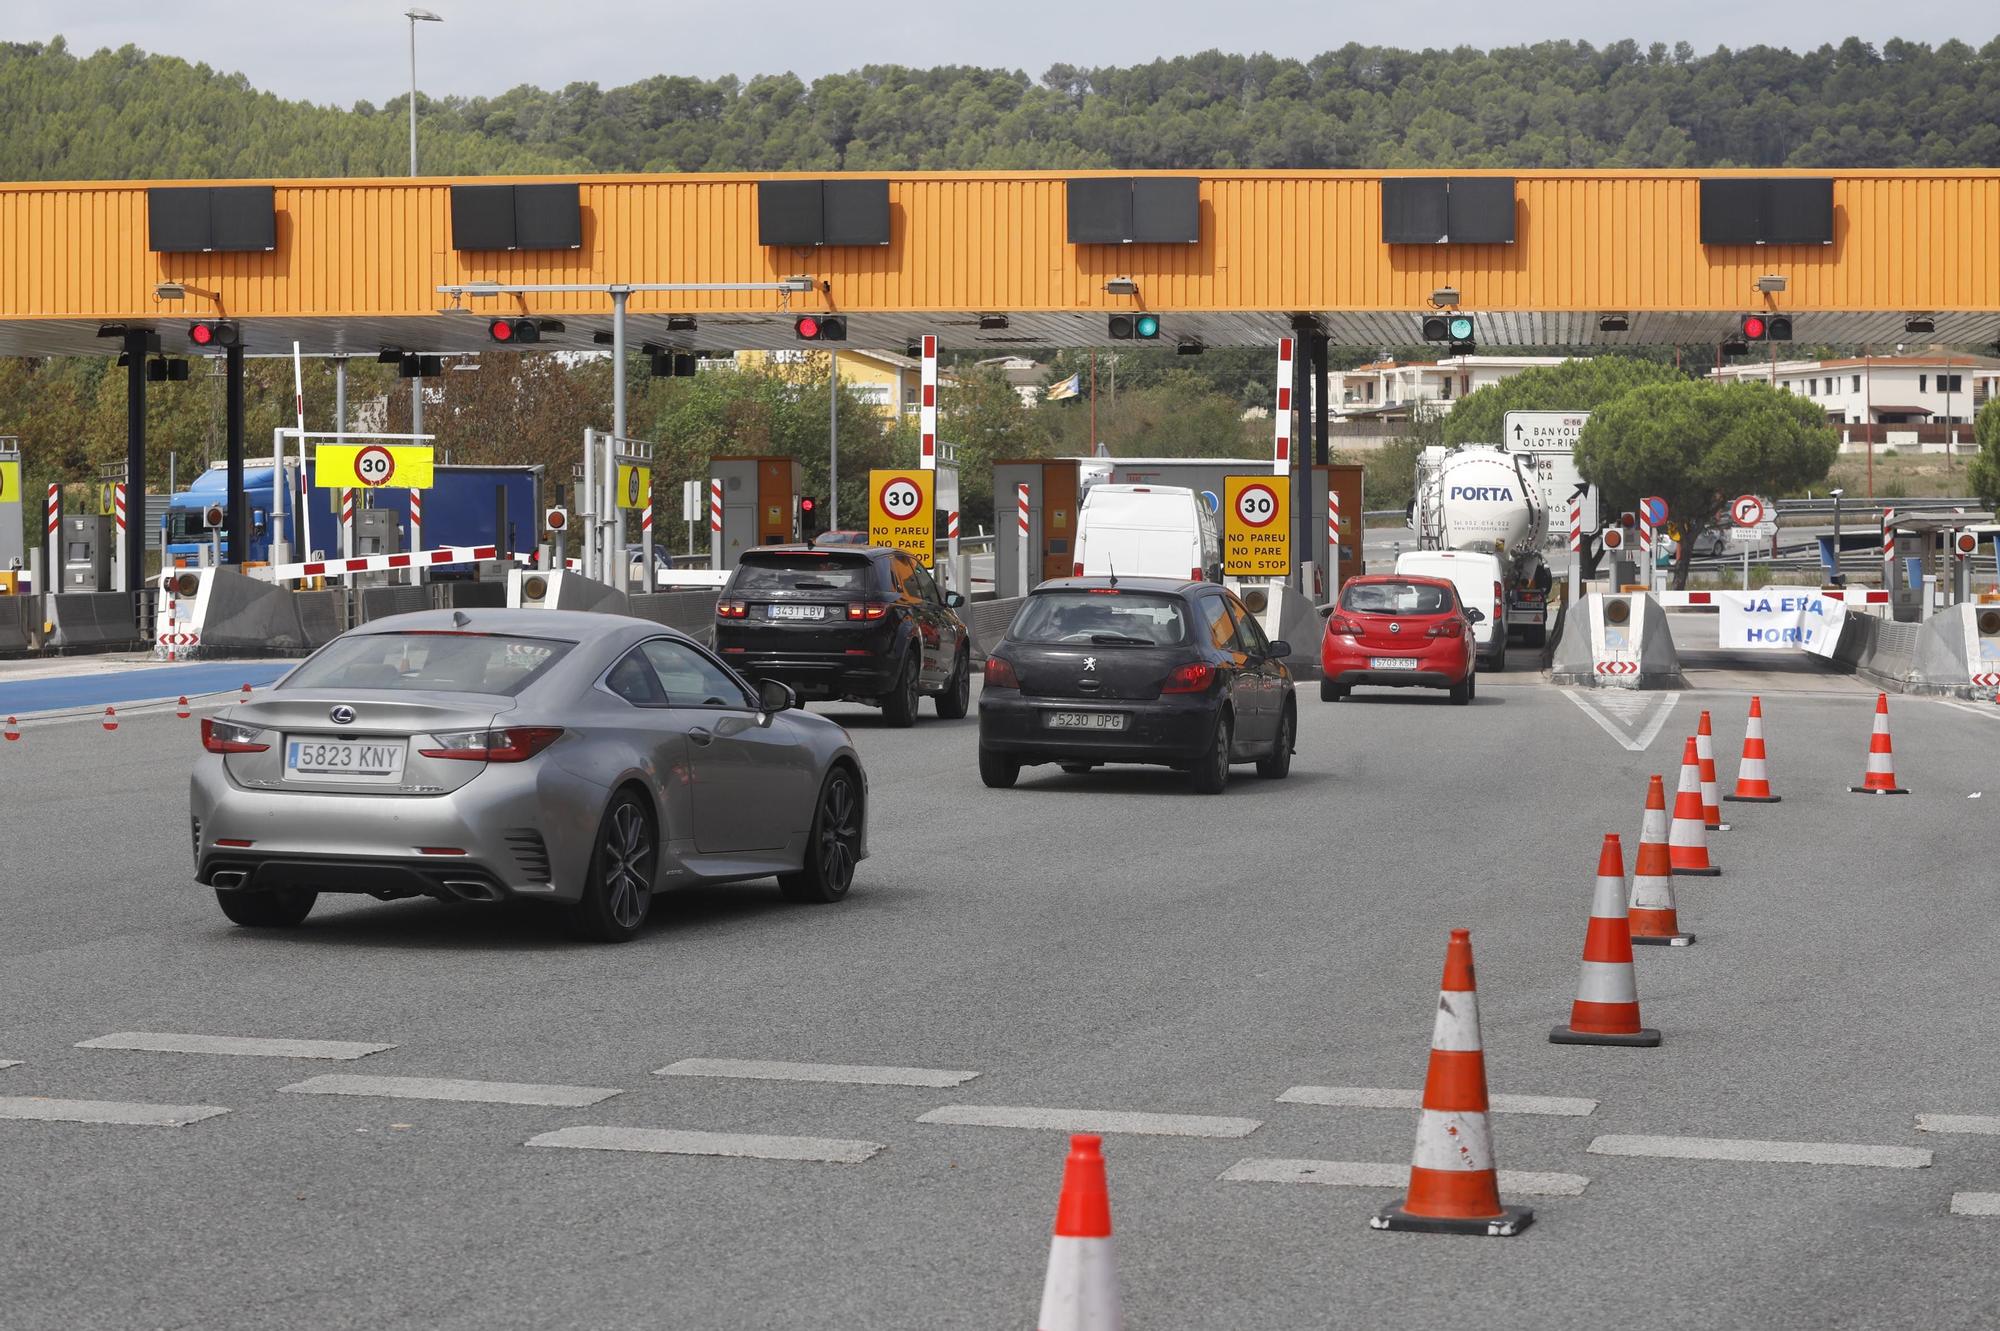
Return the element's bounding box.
[1717,588,1847,658]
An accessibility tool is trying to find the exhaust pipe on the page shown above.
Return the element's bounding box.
[210,870,249,889]
[442,880,503,903]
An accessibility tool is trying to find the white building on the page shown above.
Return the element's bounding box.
[1708,353,1999,426]
[1328,355,1568,422]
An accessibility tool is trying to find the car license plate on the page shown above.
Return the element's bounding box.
[1369,657,1420,670]
[766,603,826,620]
[1045,711,1127,731]
[285,737,407,781]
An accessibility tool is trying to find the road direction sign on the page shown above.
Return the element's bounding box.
[1730,494,1768,528]
[1223,474,1291,577]
[868,468,935,564]
[319,443,434,490]
[1504,411,1590,450]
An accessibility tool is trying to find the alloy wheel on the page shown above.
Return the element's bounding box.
[817,773,860,892]
[600,801,654,930]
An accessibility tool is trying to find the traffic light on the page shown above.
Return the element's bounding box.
[146,358,190,382]
[545,507,569,534]
[795,315,847,341]
[188,321,239,348]
[1108,313,1161,340]
[648,350,697,378]
[1421,313,1477,349]
[487,318,540,345]
[1954,531,1980,560]
[799,495,821,536]
[1740,314,1793,342]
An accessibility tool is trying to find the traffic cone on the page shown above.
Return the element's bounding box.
[1371,928,1534,1237]
[1696,711,1730,831]
[1551,834,1661,1046]
[1629,776,1694,946]
[239,682,253,702]
[1850,693,1908,795]
[175,696,191,720]
[1724,696,1781,803]
[1667,737,1719,876]
[101,706,118,733]
[1036,1134,1121,1330]
[2,716,17,742]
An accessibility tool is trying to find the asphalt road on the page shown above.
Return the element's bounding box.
[3,660,1997,1329]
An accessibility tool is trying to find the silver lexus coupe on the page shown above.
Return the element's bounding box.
[189,610,868,942]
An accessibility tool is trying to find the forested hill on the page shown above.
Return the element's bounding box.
[4,35,2000,182]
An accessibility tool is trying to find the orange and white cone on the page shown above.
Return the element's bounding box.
[1036,1134,1121,1330]
[1850,692,1908,795]
[1724,696,1781,803]
[1695,711,1730,831]
[175,695,191,720]
[1371,928,1533,1237]
[1551,834,1662,1047]
[1629,776,1694,947]
[1668,736,1719,876]
[3,716,17,742]
[101,706,118,732]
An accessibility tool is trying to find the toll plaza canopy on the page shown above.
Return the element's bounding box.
[2,168,1999,356]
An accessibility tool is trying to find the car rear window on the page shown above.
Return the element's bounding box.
[730,552,875,593]
[285,633,571,696]
[1009,591,1189,646]
[1343,581,1458,615]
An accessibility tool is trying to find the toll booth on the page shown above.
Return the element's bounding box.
[62,513,112,591]
[1309,463,1367,598]
[710,456,803,567]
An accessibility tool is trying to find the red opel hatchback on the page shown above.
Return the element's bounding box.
[1318,574,1480,704]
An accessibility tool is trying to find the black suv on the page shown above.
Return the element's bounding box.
[714,545,972,726]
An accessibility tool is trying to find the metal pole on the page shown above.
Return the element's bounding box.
[611,288,629,588]
[581,426,595,581]
[828,349,840,529]
[123,330,148,598]
[1089,352,1097,453]
[1293,326,1310,593]
[335,357,352,560]
[268,427,290,567]
[408,18,418,177]
[640,477,654,593]
[225,342,245,566]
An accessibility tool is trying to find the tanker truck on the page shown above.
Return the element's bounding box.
[1404,445,1554,655]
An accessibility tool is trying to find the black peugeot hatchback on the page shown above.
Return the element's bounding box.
[977,576,1295,793]
[715,544,972,726]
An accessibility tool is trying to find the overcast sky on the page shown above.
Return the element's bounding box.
[7,2,1997,106]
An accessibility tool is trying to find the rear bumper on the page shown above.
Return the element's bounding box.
[720,651,900,700]
[977,691,1218,764]
[1329,668,1460,690]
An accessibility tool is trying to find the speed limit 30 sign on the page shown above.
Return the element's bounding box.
[1223,474,1292,577]
[867,469,935,564]
[318,443,435,490]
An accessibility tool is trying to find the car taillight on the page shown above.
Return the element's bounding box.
[1073,562,1084,577]
[201,718,270,753]
[846,602,889,620]
[716,600,748,619]
[1494,581,1504,621]
[1325,614,1364,636]
[983,655,1019,689]
[418,727,563,763]
[1426,619,1464,638]
[1190,567,1202,582]
[1161,661,1216,694]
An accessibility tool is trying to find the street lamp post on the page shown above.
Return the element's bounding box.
[405,9,442,177]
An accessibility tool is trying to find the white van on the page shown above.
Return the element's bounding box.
[1072,484,1222,583]
[1394,549,1508,669]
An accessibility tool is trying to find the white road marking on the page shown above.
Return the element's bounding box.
[279,1074,620,1107]
[1278,1086,1597,1116]
[1588,1134,1931,1169]
[526,1125,882,1163]
[918,1104,1259,1138]
[1940,699,2000,723]
[1950,1193,2000,1217]
[655,1057,979,1088]
[78,1032,395,1060]
[0,1060,19,1070]
[0,1096,229,1127]
[1220,1157,1590,1196]
[1566,689,1679,752]
[1916,1114,2000,1136]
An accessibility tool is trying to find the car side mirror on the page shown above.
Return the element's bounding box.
[755,678,796,713]
[1465,608,1486,624]
[945,591,966,608]
[1265,639,1292,659]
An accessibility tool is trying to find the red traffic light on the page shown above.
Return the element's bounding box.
[488,318,540,344]
[793,315,846,342]
[1956,532,1979,556]
[489,319,514,342]
[188,321,239,348]
[795,315,821,340]
[800,497,816,513]
[1740,314,1767,341]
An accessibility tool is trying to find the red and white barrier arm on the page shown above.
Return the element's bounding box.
[263,544,500,583]
[1653,589,1890,607]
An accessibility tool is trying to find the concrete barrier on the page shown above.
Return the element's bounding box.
[509,568,627,613]
[627,590,721,644]
[442,581,510,611]
[1239,582,1325,681]
[46,592,140,650]
[360,585,432,623]
[193,568,312,653]
[1549,592,1683,689]
[294,589,346,648]
[1845,602,2000,697]
[958,596,1025,662]
[0,597,31,653]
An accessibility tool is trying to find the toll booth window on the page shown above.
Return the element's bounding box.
[1344,581,1456,614]
[729,552,873,594]
[1010,591,1189,646]
[286,633,571,696]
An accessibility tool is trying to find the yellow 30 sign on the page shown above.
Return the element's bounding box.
[317,444,435,489]
[1223,474,1292,577]
[867,469,934,564]
[616,464,652,510]
[0,460,18,505]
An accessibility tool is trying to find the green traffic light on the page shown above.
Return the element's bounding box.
[1135,313,1160,339]
[1448,315,1474,340]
